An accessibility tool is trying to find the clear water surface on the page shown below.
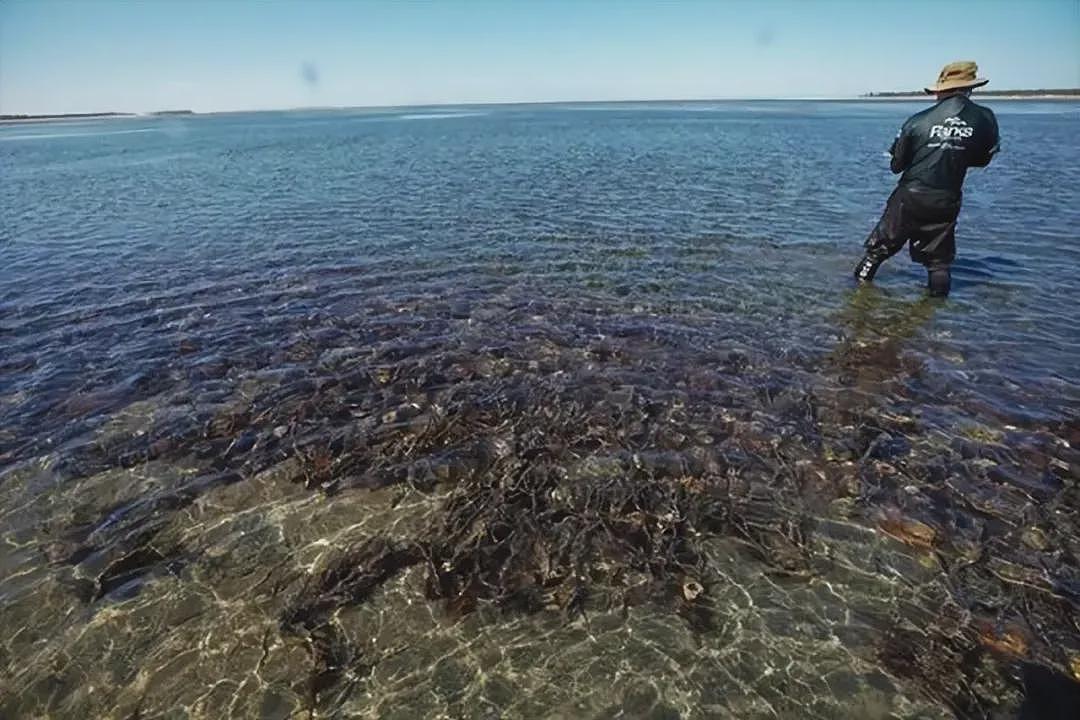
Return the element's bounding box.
[1,101,1078,719]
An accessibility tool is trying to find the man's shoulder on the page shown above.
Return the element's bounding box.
[966,98,997,116]
[903,104,938,129]
[961,99,998,132]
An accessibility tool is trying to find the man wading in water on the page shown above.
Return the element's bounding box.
[854,61,1000,297]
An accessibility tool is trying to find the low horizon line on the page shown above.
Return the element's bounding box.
[5,89,1079,118]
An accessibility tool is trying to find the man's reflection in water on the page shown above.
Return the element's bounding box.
[828,285,942,396]
[819,285,946,493]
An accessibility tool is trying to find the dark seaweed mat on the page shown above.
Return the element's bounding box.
[3,289,1078,718]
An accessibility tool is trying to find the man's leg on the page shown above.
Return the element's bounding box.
[907,194,959,298]
[926,263,951,297]
[854,244,901,283]
[855,190,906,283]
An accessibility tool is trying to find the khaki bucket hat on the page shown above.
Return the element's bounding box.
[925,61,989,94]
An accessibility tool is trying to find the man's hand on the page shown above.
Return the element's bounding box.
[890,123,914,174]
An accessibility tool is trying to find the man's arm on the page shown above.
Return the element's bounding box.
[969,111,1000,168]
[889,121,915,174]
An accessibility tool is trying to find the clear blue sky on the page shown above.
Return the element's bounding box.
[1,0,1077,114]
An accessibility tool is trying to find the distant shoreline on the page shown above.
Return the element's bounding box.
[858,94,1080,101]
[0,112,134,125]
[0,110,194,125]
[864,88,1079,99]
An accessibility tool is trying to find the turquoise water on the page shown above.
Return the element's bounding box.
[1,101,1079,718]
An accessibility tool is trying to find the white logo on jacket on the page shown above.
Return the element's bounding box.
[929,117,974,140]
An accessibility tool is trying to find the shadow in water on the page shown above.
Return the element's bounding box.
[1018,663,1080,720]
[827,284,941,389]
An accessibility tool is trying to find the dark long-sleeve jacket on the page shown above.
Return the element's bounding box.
[889,94,1000,196]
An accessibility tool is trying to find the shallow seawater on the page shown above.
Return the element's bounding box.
[1,101,1079,719]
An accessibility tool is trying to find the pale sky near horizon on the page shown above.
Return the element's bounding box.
[1,0,1078,114]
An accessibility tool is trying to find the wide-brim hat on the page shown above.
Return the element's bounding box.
[925,61,989,94]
